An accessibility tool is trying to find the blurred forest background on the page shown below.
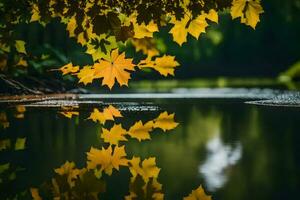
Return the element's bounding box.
[4,0,300,90]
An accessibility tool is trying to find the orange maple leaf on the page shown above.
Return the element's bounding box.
[93,49,135,89]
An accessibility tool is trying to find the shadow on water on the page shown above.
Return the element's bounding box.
[1,99,300,200]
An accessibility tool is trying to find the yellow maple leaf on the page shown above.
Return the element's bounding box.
[15,40,26,54]
[93,49,135,89]
[206,9,219,23]
[59,62,79,75]
[153,112,179,131]
[231,0,264,29]
[85,35,118,61]
[103,105,123,119]
[138,55,180,76]
[54,161,81,188]
[88,105,122,124]
[187,14,208,39]
[183,185,212,200]
[127,120,154,141]
[133,20,158,39]
[169,15,189,46]
[131,38,160,59]
[128,157,160,183]
[66,16,77,37]
[101,124,128,145]
[86,145,128,175]
[77,65,95,85]
[169,10,218,45]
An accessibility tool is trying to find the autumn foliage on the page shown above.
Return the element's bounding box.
[0,0,264,89]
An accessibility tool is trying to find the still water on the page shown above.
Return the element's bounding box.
[1,97,300,200]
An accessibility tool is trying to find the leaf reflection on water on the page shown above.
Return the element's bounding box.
[1,104,212,199]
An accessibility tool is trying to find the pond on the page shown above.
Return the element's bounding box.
[0,89,300,200]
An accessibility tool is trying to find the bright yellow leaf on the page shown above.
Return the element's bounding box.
[128,157,160,183]
[77,65,95,85]
[86,145,128,175]
[101,124,128,145]
[183,185,212,200]
[231,0,264,29]
[88,105,122,124]
[133,20,158,39]
[59,62,79,75]
[169,15,189,46]
[206,9,219,23]
[127,120,154,141]
[187,14,208,39]
[139,55,180,76]
[153,112,179,131]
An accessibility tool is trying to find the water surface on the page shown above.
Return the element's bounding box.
[1,95,300,200]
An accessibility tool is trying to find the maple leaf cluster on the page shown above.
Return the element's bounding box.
[0,0,264,89]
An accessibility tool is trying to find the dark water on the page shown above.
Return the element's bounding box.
[1,98,300,200]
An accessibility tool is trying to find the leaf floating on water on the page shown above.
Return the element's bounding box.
[153,112,179,132]
[183,185,212,200]
[127,120,154,141]
[101,124,128,145]
[87,145,128,176]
